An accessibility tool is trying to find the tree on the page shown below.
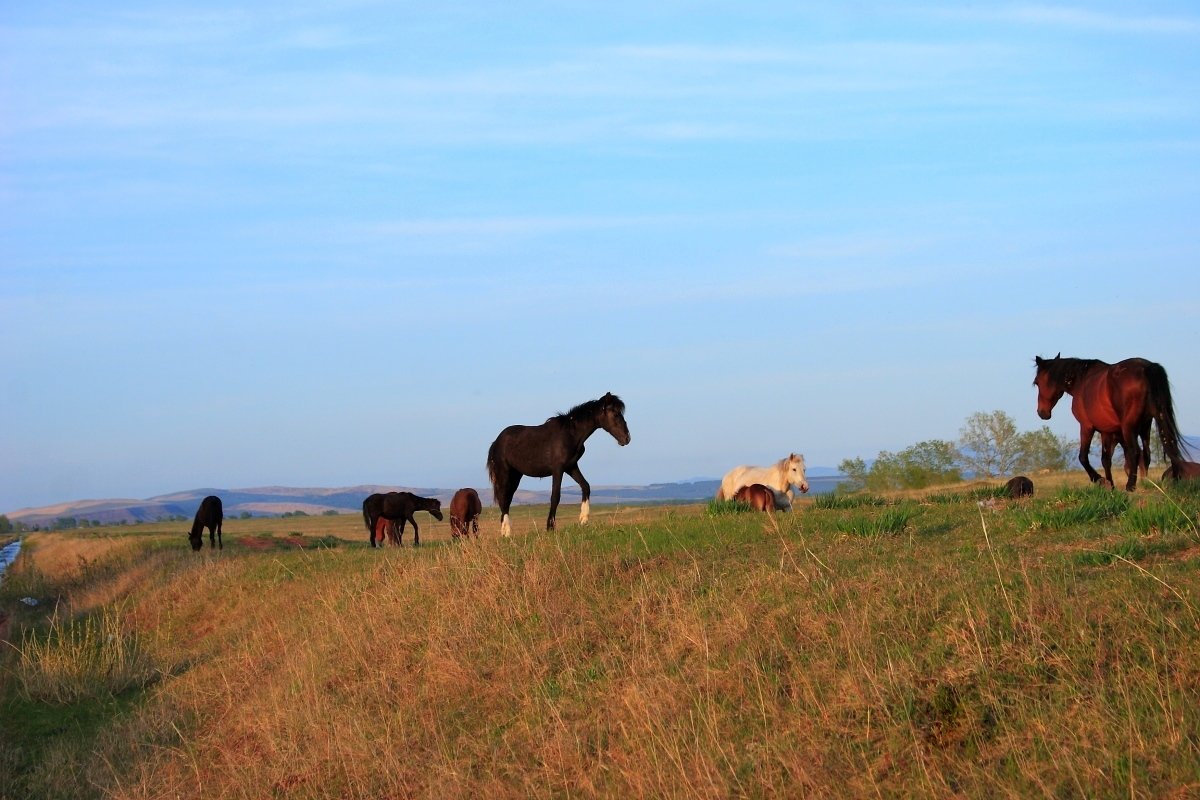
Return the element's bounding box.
[959,410,1072,477]
[0,514,12,534]
[841,440,962,492]
[959,410,1023,478]
[1013,426,1072,473]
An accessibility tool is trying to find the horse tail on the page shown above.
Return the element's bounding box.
[486,439,501,498]
[1147,362,1190,467]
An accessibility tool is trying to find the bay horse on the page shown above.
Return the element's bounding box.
[1162,461,1200,482]
[733,483,778,512]
[487,392,631,536]
[362,491,444,547]
[189,495,223,551]
[374,515,401,546]
[716,454,809,504]
[449,488,482,539]
[1033,354,1188,491]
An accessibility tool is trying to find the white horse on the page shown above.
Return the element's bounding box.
[717,453,809,504]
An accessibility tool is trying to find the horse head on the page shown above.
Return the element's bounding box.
[598,392,631,446]
[188,531,203,551]
[1033,353,1066,420]
[429,501,444,522]
[786,453,809,493]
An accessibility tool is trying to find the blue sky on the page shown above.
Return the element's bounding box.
[2,2,1198,512]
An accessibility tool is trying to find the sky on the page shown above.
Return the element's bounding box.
[2,2,1199,512]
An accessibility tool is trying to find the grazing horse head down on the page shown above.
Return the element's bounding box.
[487,392,631,537]
[188,495,223,551]
[449,488,483,539]
[717,453,809,502]
[1033,354,1189,491]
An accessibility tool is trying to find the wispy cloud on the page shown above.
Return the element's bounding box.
[977,5,1200,35]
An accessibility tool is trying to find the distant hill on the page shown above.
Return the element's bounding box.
[5,475,847,528]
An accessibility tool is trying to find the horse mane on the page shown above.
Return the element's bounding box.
[550,393,626,424]
[1037,356,1104,389]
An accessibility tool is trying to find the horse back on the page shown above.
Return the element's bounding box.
[490,420,575,478]
[192,495,223,533]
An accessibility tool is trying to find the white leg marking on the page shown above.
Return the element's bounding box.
[501,513,511,538]
[580,500,590,525]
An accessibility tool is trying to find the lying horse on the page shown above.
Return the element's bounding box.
[1161,461,1200,482]
[733,483,778,512]
[717,453,809,504]
[189,495,223,551]
[1005,476,1034,499]
[449,488,482,539]
[362,491,444,547]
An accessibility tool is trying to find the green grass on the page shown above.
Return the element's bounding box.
[3,479,1200,798]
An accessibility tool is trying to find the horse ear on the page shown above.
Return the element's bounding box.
[1054,352,1061,360]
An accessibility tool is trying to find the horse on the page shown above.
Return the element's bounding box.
[487,392,630,537]
[1162,461,1200,482]
[1033,354,1188,491]
[374,515,401,546]
[362,491,444,547]
[189,495,223,551]
[449,488,482,539]
[1005,476,1034,499]
[716,453,809,503]
[733,483,778,512]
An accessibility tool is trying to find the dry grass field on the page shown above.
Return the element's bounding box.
[3,473,1200,799]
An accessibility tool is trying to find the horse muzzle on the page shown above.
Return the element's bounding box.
[1037,408,1052,421]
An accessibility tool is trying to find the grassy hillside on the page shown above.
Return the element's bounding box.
[2,475,1199,798]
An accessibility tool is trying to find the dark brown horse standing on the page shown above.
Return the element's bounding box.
[733,483,777,512]
[1033,355,1188,491]
[487,392,630,536]
[189,495,223,551]
[362,491,444,547]
[449,488,482,539]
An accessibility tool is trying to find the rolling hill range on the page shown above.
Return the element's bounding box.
[5,475,847,528]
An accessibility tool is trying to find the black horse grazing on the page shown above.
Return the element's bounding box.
[189,495,223,551]
[487,392,630,536]
[362,491,444,547]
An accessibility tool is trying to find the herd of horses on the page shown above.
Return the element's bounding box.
[186,355,1196,550]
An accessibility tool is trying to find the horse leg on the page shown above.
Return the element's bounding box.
[1079,428,1103,484]
[497,468,520,538]
[216,520,222,550]
[1099,433,1116,489]
[1122,425,1141,492]
[566,464,591,525]
[547,471,564,531]
[410,515,420,547]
